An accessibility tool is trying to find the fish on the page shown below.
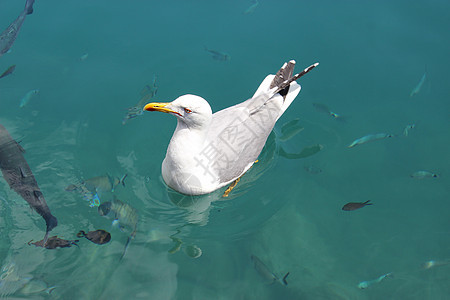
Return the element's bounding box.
[304,165,322,174]
[122,76,158,125]
[410,170,439,179]
[0,65,16,79]
[342,200,373,211]
[403,123,416,136]
[250,255,289,286]
[79,53,89,61]
[410,71,426,97]
[312,102,344,120]
[0,124,58,243]
[243,0,259,14]
[421,260,450,270]
[19,89,39,108]
[81,174,127,194]
[204,46,231,61]
[77,229,111,245]
[66,174,127,207]
[98,198,138,260]
[348,133,394,148]
[28,236,79,249]
[358,272,392,289]
[0,0,35,57]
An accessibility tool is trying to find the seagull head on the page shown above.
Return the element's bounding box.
[144,94,212,130]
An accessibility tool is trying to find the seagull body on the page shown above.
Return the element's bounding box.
[144,60,318,195]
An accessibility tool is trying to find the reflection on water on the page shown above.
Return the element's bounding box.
[1,0,449,298]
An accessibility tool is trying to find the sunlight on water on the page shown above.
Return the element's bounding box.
[1,0,449,299]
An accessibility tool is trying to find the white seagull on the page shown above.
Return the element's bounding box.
[144,60,318,195]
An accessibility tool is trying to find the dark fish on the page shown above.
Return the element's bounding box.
[65,174,127,207]
[0,65,16,79]
[98,198,138,260]
[77,229,111,245]
[122,76,158,125]
[0,124,57,243]
[0,0,35,57]
[342,200,373,211]
[28,236,78,249]
[251,254,289,286]
[204,46,231,61]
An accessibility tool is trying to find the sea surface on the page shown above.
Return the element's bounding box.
[0,0,449,299]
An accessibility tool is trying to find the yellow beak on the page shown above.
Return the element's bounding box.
[143,102,181,116]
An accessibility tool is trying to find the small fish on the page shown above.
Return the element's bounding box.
[243,0,259,14]
[304,165,322,174]
[82,174,127,193]
[410,71,426,97]
[410,170,439,179]
[358,272,392,289]
[251,255,289,286]
[0,0,35,57]
[204,46,231,61]
[123,76,158,125]
[98,198,138,259]
[28,236,79,249]
[403,124,416,137]
[19,89,39,108]
[0,65,16,79]
[422,260,450,270]
[348,133,394,148]
[77,229,111,245]
[79,53,89,61]
[312,102,343,120]
[342,200,373,211]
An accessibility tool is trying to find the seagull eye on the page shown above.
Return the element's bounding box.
[184,108,192,114]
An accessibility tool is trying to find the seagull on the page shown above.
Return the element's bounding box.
[144,60,318,195]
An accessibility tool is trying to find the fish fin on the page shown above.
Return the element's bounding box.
[15,140,26,152]
[282,272,290,286]
[120,174,127,187]
[45,286,57,294]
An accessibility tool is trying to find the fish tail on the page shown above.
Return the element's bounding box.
[282,272,290,286]
[76,230,86,238]
[25,0,35,14]
[120,174,128,187]
[119,236,132,261]
[364,200,373,205]
[45,286,57,294]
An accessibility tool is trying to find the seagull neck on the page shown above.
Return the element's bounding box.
[168,121,209,155]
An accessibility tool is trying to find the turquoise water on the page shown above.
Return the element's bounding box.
[1,0,450,299]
